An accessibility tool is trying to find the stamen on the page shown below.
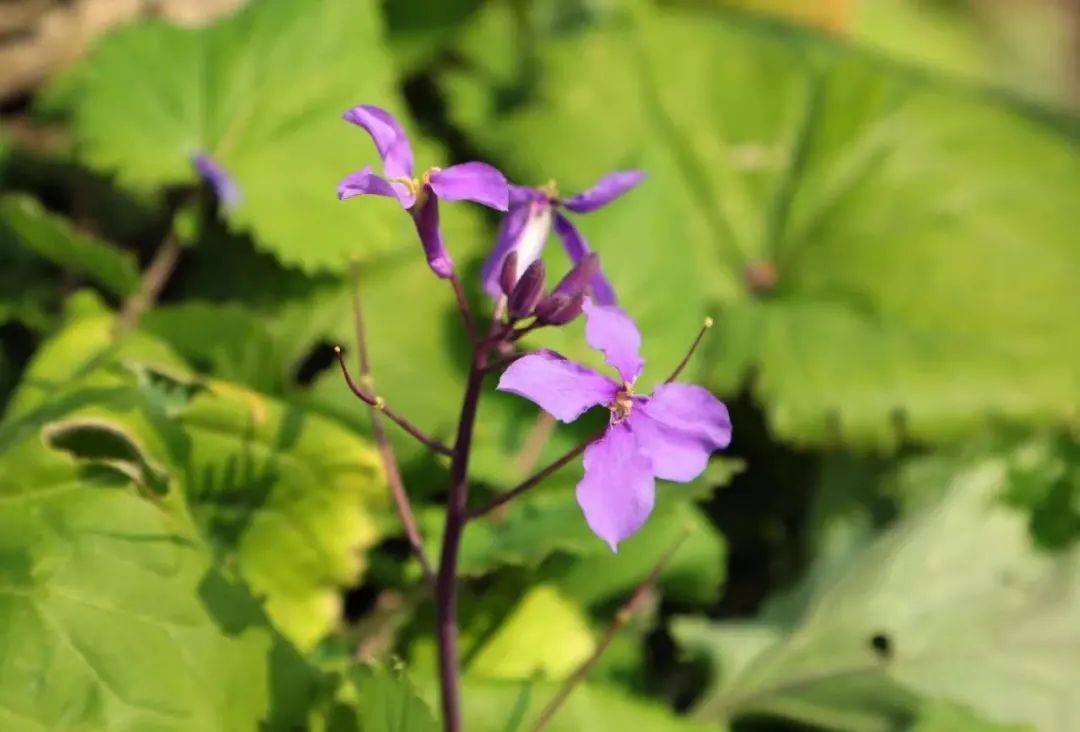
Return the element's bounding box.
[664,316,714,383]
[392,176,420,196]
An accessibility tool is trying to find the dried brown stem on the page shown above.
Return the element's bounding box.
[114,229,182,336]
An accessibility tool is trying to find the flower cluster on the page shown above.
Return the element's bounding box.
[338,105,731,550]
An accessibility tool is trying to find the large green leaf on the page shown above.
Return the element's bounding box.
[672,443,1080,732]
[347,665,440,732]
[440,678,717,732]
[0,195,140,298]
[0,395,312,730]
[466,585,595,681]
[1,293,392,650]
[422,479,726,608]
[66,0,444,273]
[446,1,1080,447]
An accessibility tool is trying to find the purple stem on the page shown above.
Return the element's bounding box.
[467,433,598,519]
[435,349,488,732]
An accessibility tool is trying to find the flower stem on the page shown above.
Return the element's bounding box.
[435,352,488,732]
[449,272,478,344]
[467,432,598,519]
[114,229,182,336]
[664,316,714,383]
[335,348,455,458]
[349,261,434,587]
[527,530,691,732]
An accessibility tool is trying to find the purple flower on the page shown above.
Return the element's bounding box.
[337,105,509,278]
[481,171,645,305]
[191,153,240,209]
[497,300,731,551]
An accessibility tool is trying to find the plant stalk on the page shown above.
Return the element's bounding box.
[349,262,434,586]
[435,348,488,732]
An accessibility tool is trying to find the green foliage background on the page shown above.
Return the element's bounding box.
[0,0,1077,730]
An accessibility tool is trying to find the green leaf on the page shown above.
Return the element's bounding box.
[467,585,595,680]
[442,678,717,732]
[66,0,439,273]
[446,2,1080,447]
[0,403,309,730]
[432,480,726,605]
[2,296,392,650]
[554,496,726,607]
[0,195,140,297]
[908,699,1033,732]
[347,664,440,732]
[672,446,1080,732]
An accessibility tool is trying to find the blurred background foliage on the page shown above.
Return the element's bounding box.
[0,0,1077,730]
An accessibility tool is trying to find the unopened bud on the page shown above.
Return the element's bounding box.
[535,291,585,326]
[499,251,519,296]
[508,260,546,320]
[551,253,599,299]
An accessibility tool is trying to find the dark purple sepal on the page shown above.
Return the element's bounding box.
[409,187,454,278]
[508,260,546,320]
[535,291,585,326]
[499,251,520,296]
[551,252,599,299]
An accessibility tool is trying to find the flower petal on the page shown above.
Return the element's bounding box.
[553,214,618,306]
[629,384,731,482]
[428,162,509,210]
[342,105,414,179]
[576,423,655,551]
[410,188,453,278]
[509,184,544,205]
[192,153,241,209]
[337,166,415,208]
[481,204,531,298]
[582,298,645,384]
[497,350,618,423]
[562,170,646,213]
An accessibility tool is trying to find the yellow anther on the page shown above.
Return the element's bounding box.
[541,179,560,199]
[703,316,714,328]
[373,396,386,411]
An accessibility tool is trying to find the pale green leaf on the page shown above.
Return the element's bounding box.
[348,664,440,732]
[2,296,392,650]
[446,2,1080,447]
[467,585,595,680]
[435,678,718,732]
[673,447,1080,732]
[0,412,301,730]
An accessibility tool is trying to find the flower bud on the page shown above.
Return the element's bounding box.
[508,260,546,320]
[499,251,519,296]
[535,291,585,326]
[551,253,599,299]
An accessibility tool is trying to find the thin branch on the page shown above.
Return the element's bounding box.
[349,261,434,586]
[468,432,598,519]
[114,229,182,336]
[665,316,714,383]
[528,531,692,732]
[334,347,455,458]
[448,272,478,344]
